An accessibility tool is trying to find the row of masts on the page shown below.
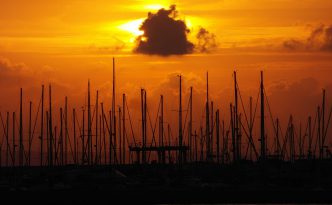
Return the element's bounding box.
[0,60,331,167]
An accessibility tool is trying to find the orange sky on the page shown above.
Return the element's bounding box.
[1,0,332,53]
[1,0,332,155]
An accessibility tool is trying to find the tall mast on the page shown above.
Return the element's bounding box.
[233,71,239,161]
[73,109,77,164]
[141,89,146,164]
[95,91,99,164]
[216,109,220,163]
[112,57,117,164]
[317,106,321,159]
[87,80,91,165]
[140,89,145,164]
[230,104,236,162]
[99,114,103,164]
[211,101,214,160]
[206,72,210,161]
[321,89,325,159]
[200,126,204,161]
[308,116,312,159]
[54,126,57,165]
[28,101,32,166]
[222,120,225,164]
[160,95,165,164]
[82,107,85,164]
[49,85,53,167]
[12,112,16,166]
[289,115,294,162]
[275,118,279,155]
[118,107,122,164]
[238,114,242,159]
[189,87,193,162]
[46,111,48,166]
[108,111,113,165]
[168,124,171,163]
[40,85,44,166]
[144,90,147,164]
[65,96,68,165]
[159,96,162,148]
[260,71,266,161]
[6,112,9,167]
[299,123,303,158]
[194,130,198,162]
[19,88,23,166]
[60,107,63,165]
[101,103,106,164]
[122,94,126,164]
[178,75,183,164]
[249,96,253,160]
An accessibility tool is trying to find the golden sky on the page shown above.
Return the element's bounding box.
[1,0,332,53]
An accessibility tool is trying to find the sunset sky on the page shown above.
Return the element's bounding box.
[1,0,332,150]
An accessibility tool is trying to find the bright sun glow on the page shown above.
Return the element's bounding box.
[144,4,167,10]
[118,18,145,37]
[125,1,172,12]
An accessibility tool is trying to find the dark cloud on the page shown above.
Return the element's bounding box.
[134,5,194,56]
[196,27,217,53]
[283,25,332,52]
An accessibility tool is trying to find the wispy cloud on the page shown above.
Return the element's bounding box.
[283,25,332,52]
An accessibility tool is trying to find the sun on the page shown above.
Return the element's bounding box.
[117,2,171,37]
[143,4,166,10]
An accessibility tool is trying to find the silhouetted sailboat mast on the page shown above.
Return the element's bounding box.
[1,59,332,167]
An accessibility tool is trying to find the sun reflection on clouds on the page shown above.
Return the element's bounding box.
[117,18,144,37]
[143,4,167,10]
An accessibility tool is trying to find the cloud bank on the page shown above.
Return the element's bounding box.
[284,25,332,52]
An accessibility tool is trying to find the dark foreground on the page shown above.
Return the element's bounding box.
[1,190,332,204]
[1,160,332,204]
